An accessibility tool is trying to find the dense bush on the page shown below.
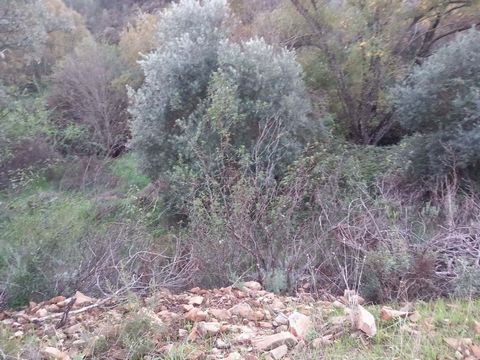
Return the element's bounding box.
[178,138,480,300]
[0,97,58,189]
[393,29,480,179]
[129,0,231,177]
[130,0,316,219]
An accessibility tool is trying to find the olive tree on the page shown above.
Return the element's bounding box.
[129,0,230,177]
[129,0,315,180]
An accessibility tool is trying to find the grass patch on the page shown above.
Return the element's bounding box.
[0,327,41,359]
[297,299,480,359]
[110,153,150,191]
[0,190,94,307]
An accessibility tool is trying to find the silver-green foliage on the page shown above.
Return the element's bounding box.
[214,38,312,155]
[393,29,480,177]
[129,0,313,180]
[0,0,47,58]
[129,0,230,177]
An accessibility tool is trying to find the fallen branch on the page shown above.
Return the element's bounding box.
[31,297,113,324]
[55,297,76,329]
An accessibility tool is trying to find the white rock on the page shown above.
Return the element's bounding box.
[189,295,204,306]
[41,347,71,360]
[380,306,410,321]
[215,338,231,349]
[243,281,262,291]
[274,313,289,326]
[355,305,377,337]
[253,331,298,351]
[73,291,95,307]
[288,312,312,339]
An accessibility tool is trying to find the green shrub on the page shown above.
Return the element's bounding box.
[0,178,190,307]
[129,0,231,178]
[0,96,58,189]
[452,259,480,298]
[392,29,480,179]
[129,0,315,186]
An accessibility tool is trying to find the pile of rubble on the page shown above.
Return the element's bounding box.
[0,282,461,359]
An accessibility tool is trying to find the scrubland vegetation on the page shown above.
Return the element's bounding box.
[1,0,480,340]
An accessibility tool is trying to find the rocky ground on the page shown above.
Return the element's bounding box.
[1,282,480,359]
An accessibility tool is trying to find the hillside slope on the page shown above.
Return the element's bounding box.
[1,283,480,359]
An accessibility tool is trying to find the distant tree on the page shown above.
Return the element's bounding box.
[256,0,480,145]
[0,0,90,88]
[48,39,129,156]
[118,12,157,88]
[393,29,480,178]
[0,0,47,85]
[64,0,169,40]
[0,0,47,57]
[119,12,157,67]
[37,0,90,79]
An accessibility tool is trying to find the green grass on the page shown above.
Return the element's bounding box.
[110,153,150,191]
[296,298,480,359]
[0,327,42,359]
[0,154,165,308]
[0,190,96,307]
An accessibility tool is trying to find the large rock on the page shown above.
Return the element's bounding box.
[274,313,289,326]
[470,344,480,358]
[271,299,285,311]
[215,338,231,349]
[64,323,83,335]
[209,308,231,321]
[234,332,255,345]
[185,308,209,322]
[243,281,262,291]
[475,320,480,335]
[196,321,222,337]
[355,305,377,337]
[252,332,298,352]
[46,296,66,305]
[269,344,288,359]
[189,296,204,306]
[36,308,48,317]
[230,303,254,319]
[288,312,312,339]
[41,347,71,360]
[73,291,95,307]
